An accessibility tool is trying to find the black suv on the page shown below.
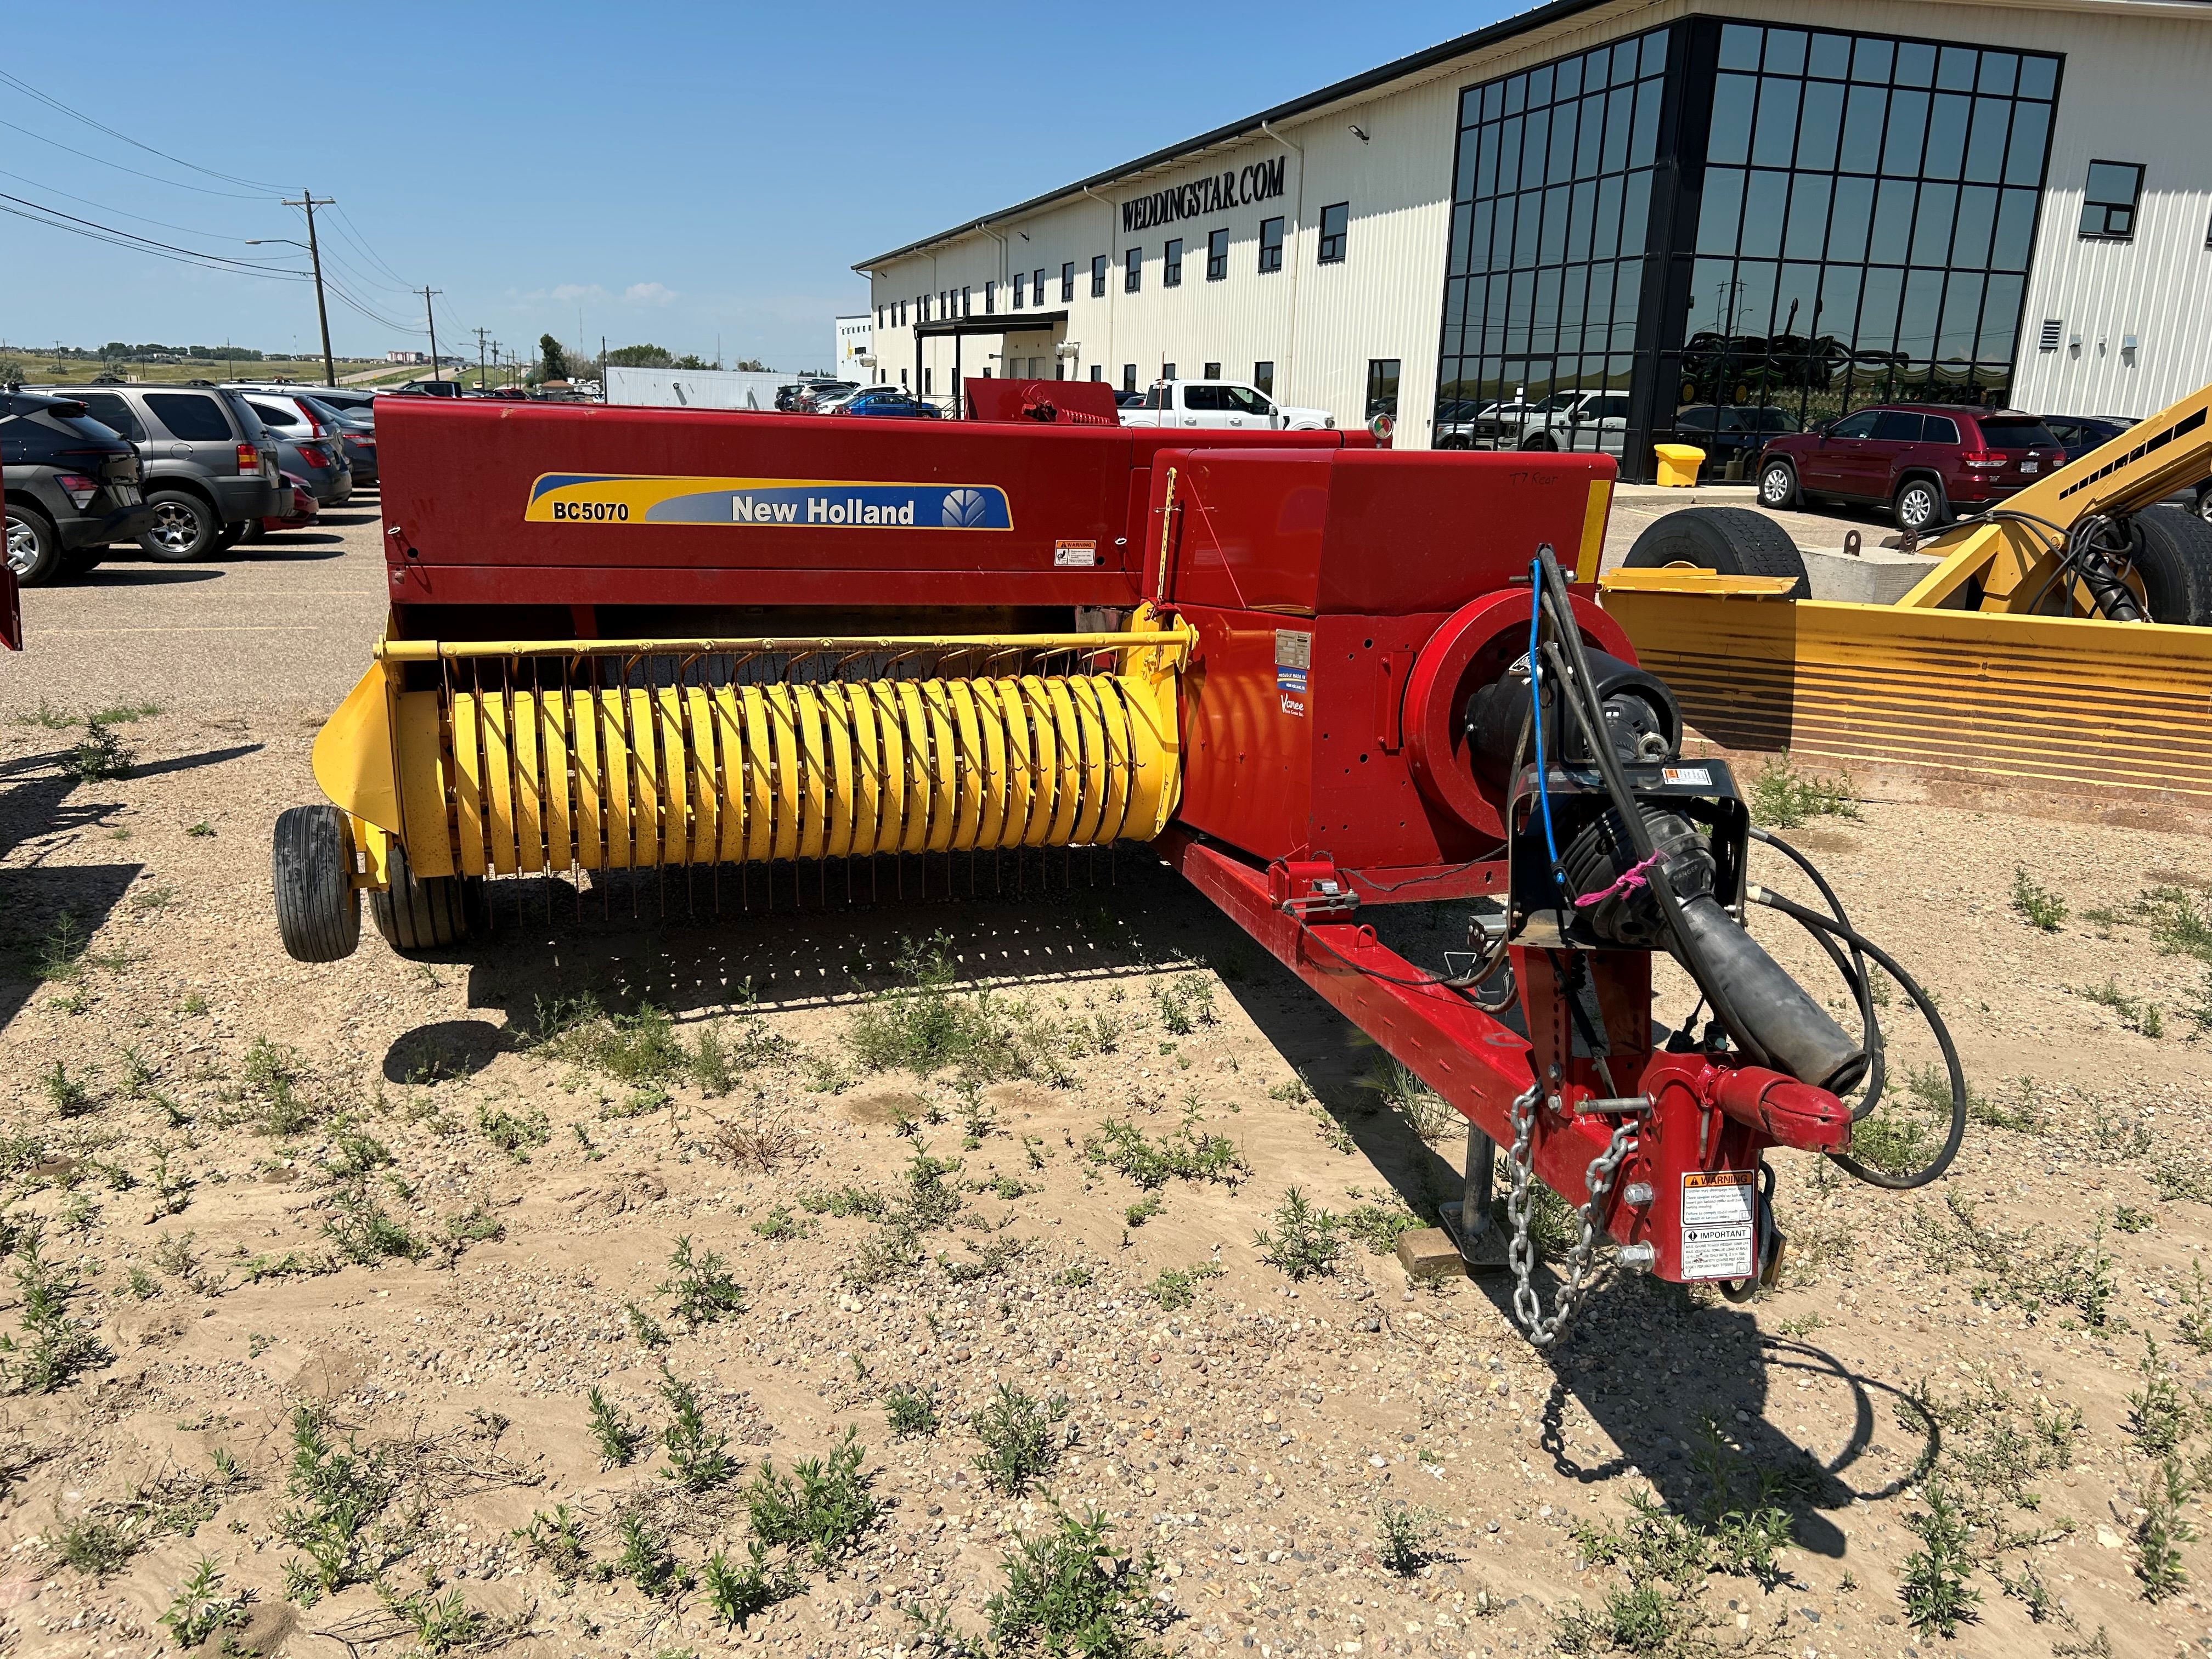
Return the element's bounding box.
[33,382,286,560]
[3,392,153,585]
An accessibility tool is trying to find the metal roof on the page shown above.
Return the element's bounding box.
[852,0,1621,272]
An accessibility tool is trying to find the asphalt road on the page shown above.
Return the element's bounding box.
[0,494,390,721]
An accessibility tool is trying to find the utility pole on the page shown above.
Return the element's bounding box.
[420,287,444,381]
[281,190,338,388]
[474,326,489,392]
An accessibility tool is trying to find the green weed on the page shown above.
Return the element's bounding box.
[587,1386,645,1467]
[475,1103,549,1158]
[2010,867,2067,932]
[744,1424,878,1565]
[986,1507,1160,1659]
[1357,1057,1456,1139]
[885,1385,940,1437]
[1147,1262,1224,1310]
[659,1235,745,1325]
[514,1504,588,1583]
[1084,1117,1245,1189]
[1253,1188,1343,1280]
[701,1541,798,1628]
[658,1369,736,1491]
[1899,1480,1982,1637]
[159,1555,249,1647]
[1747,751,1858,828]
[972,1383,1068,1496]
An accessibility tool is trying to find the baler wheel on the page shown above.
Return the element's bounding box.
[272,805,361,963]
[370,839,480,955]
[2131,505,2212,627]
[1622,507,1809,597]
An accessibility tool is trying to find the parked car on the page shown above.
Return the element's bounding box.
[392,379,465,398]
[34,382,285,559]
[1513,389,1633,454]
[1113,389,1146,410]
[1119,379,1335,431]
[812,385,879,415]
[1671,404,1802,477]
[1754,404,2065,531]
[834,389,941,419]
[795,380,861,413]
[225,385,379,484]
[237,394,355,504]
[1436,396,1534,449]
[2039,414,2134,463]
[262,472,319,535]
[2,391,153,585]
[777,379,850,412]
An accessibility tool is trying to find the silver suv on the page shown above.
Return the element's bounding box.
[36,383,286,560]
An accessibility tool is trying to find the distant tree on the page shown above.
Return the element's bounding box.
[539,333,571,381]
[735,358,768,373]
[100,341,129,358]
[604,343,674,368]
[672,353,710,370]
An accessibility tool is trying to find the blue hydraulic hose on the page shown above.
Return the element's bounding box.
[1527,556,1566,889]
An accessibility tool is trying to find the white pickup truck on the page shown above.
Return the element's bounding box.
[1118,379,1336,432]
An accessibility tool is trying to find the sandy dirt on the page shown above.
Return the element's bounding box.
[3,501,2211,1659]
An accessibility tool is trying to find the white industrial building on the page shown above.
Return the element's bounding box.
[833,314,873,383]
[853,0,2212,481]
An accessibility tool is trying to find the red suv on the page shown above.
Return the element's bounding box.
[1753,404,2063,532]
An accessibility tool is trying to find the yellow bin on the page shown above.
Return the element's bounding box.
[1653,443,1705,487]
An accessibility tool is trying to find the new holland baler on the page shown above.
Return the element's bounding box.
[274,400,1960,1339]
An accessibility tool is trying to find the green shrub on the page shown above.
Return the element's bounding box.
[744,1425,878,1565]
[986,1508,1160,1658]
[972,1383,1068,1496]
[2010,867,2067,932]
[1747,751,1858,828]
[1253,1188,1342,1280]
[658,1235,744,1325]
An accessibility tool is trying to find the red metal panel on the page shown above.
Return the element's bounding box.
[963,378,1121,425]
[376,402,1361,616]
[1163,830,1779,1283]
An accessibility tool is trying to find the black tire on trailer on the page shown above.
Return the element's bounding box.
[2131,505,2212,627]
[1621,506,1810,597]
[5,505,63,586]
[272,804,360,963]
[370,837,478,953]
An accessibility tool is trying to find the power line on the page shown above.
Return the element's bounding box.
[0,163,266,241]
[331,203,414,290]
[0,113,268,199]
[282,189,338,390]
[0,70,281,193]
[0,194,308,279]
[320,274,427,336]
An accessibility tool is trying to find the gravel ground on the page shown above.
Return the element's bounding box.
[2,493,2211,1659]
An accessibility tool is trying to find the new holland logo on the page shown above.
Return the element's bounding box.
[525,473,1014,531]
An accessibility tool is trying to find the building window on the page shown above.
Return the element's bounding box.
[1163,363,1177,381]
[900,368,908,386]
[1254,361,1275,394]
[1013,274,1025,308]
[1054,360,1065,380]
[1203,361,1221,379]
[1062,262,1076,302]
[1318,202,1349,264]
[962,286,972,318]
[1091,256,1108,297]
[1033,266,1046,303]
[1126,246,1143,292]
[1089,365,1102,381]
[1206,228,1229,281]
[1122,364,1137,393]
[985,280,996,314]
[1164,238,1183,287]
[1367,359,1402,419]
[2080,161,2143,240]
[1259,217,1285,273]
[924,368,933,394]
[875,306,883,329]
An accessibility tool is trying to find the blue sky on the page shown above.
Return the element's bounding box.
[0,2,1521,374]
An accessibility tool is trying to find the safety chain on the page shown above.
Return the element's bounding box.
[1505,1085,1641,1348]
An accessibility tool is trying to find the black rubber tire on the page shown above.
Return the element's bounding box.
[140,490,217,561]
[370,837,477,954]
[1892,475,1949,533]
[215,518,250,550]
[5,505,63,586]
[2131,505,2212,627]
[1756,458,1801,510]
[272,804,360,962]
[2194,485,2211,526]
[1621,506,1810,597]
[1520,431,1559,452]
[58,545,106,580]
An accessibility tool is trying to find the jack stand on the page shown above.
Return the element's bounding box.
[1437,1121,1510,1269]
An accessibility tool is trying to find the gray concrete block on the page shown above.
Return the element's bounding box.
[1396,1227,1469,1282]
[1798,543,1940,605]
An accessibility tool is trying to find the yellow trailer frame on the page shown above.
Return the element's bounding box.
[1600,383,2212,806]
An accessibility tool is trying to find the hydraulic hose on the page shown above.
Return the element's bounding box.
[1751,826,1888,1121]
[1749,887,1967,1189]
[1531,549,1774,1074]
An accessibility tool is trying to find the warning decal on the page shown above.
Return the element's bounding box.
[1680,1170,1757,1282]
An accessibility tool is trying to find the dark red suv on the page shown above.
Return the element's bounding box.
[1753,404,2063,532]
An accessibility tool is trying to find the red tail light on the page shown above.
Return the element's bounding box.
[301,446,330,468]
[56,474,99,510]
[1960,449,2005,469]
[235,443,259,472]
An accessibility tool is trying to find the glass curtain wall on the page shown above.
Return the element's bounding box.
[1674,24,2058,448]
[1436,27,1672,455]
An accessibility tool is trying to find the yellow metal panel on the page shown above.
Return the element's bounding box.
[511,690,545,873]
[947,679,986,849]
[571,690,605,871]
[1575,479,1613,584]
[393,690,455,879]
[1599,568,1800,597]
[710,686,746,864]
[450,690,488,877]
[627,687,662,868]
[541,689,574,871]
[765,685,800,862]
[896,682,933,853]
[921,681,959,853]
[600,689,636,870]
[1043,680,1084,846]
[742,686,775,864]
[479,692,518,875]
[312,662,403,835]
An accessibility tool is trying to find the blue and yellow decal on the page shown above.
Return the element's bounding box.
[526,473,1013,531]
